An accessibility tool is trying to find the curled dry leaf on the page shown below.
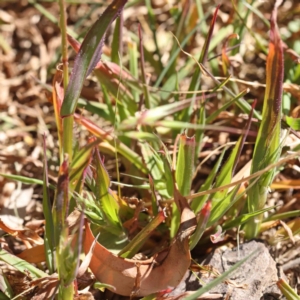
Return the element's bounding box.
[0,219,44,245]
[84,185,197,296]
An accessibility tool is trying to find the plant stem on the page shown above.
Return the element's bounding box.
[58,0,69,90]
[57,1,74,299]
[58,0,73,162]
[62,116,74,162]
[59,283,74,300]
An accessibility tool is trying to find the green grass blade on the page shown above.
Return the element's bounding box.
[61,0,127,117]
[191,149,226,214]
[52,159,69,247]
[212,142,242,203]
[245,4,284,238]
[118,210,166,258]
[0,271,13,299]
[0,173,54,189]
[128,41,139,103]
[265,210,300,222]
[199,63,261,120]
[111,16,121,64]
[190,201,211,250]
[154,18,207,88]
[77,99,110,121]
[42,136,55,274]
[171,134,195,237]
[119,98,200,130]
[140,142,171,198]
[94,149,123,235]
[189,4,219,83]
[138,25,152,109]
[153,120,252,135]
[69,138,97,194]
[0,292,10,300]
[277,278,300,300]
[194,103,205,164]
[74,114,147,173]
[223,206,276,230]
[208,184,241,227]
[206,88,249,123]
[144,0,162,71]
[176,134,195,196]
[149,175,158,215]
[179,6,219,124]
[0,249,47,279]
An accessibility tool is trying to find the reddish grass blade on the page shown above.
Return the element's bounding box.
[188,4,220,93]
[52,70,64,161]
[61,0,128,117]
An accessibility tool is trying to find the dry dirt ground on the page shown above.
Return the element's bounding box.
[0,1,300,299]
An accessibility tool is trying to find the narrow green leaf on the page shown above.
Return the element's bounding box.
[0,271,13,299]
[77,99,110,121]
[180,5,219,124]
[118,210,166,258]
[138,25,152,109]
[265,210,300,222]
[140,142,170,198]
[155,19,207,88]
[171,134,195,237]
[42,136,55,274]
[191,149,226,214]
[206,88,249,123]
[160,152,174,198]
[176,134,195,196]
[223,206,276,230]
[94,282,116,292]
[119,95,196,130]
[128,41,139,103]
[245,3,284,238]
[277,278,300,300]
[74,114,147,173]
[212,143,241,202]
[208,184,241,227]
[0,249,47,279]
[61,0,128,117]
[286,116,300,130]
[94,149,123,235]
[194,103,205,163]
[58,215,84,286]
[190,201,211,250]
[0,292,10,300]
[111,16,121,64]
[53,159,69,247]
[0,173,54,189]
[69,138,98,195]
[153,120,254,135]
[149,175,158,215]
[144,0,163,71]
[101,84,117,123]
[120,131,159,141]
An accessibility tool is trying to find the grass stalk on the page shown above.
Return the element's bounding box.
[57,0,74,298]
[59,283,74,300]
[58,0,74,162]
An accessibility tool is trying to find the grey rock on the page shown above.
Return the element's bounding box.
[168,240,283,300]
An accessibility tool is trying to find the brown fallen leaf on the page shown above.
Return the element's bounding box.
[84,182,197,296]
[30,274,59,300]
[0,219,44,245]
[17,244,46,263]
